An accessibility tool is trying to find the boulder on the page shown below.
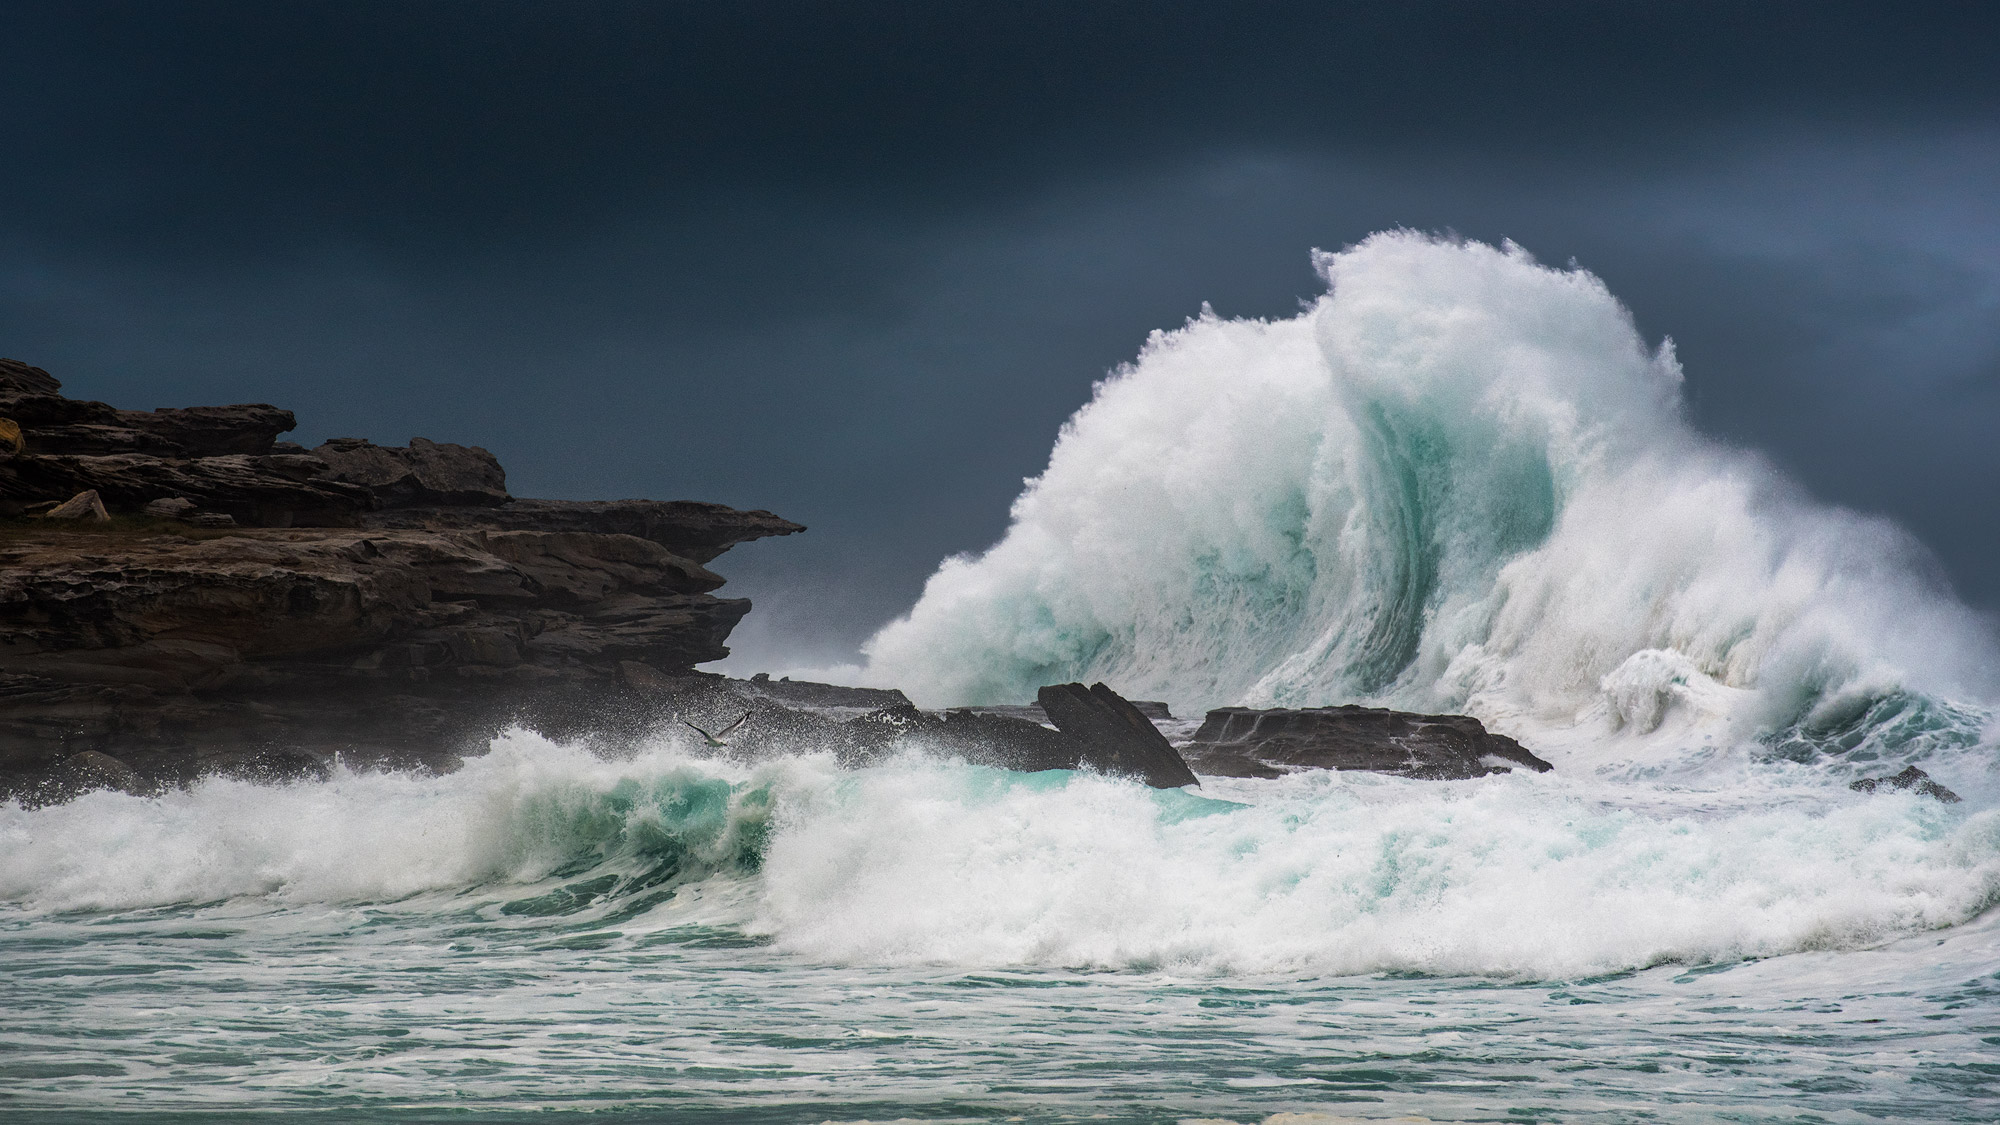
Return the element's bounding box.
[143,496,198,519]
[1850,764,1960,803]
[313,437,510,507]
[1181,704,1553,780]
[61,750,151,794]
[42,489,109,521]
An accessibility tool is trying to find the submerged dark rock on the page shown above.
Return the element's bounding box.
[1180,704,1553,780]
[1850,764,1960,803]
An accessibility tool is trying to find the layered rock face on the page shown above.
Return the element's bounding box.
[0,358,800,798]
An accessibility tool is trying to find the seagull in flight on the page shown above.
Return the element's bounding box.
[682,711,752,749]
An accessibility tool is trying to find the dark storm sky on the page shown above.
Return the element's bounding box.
[4,1,1997,668]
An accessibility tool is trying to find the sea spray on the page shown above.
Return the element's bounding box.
[0,730,797,913]
[752,759,2000,976]
[860,233,1999,778]
[8,736,1995,978]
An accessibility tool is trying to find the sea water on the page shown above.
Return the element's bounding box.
[2,739,1996,1122]
[4,234,1997,1122]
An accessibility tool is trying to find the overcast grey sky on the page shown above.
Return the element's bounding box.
[3,1,1996,667]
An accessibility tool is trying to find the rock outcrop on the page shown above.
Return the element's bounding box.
[1851,764,1960,803]
[618,679,1201,788]
[1179,704,1554,780]
[312,437,510,508]
[0,357,802,802]
[3,358,299,459]
[1036,682,1200,788]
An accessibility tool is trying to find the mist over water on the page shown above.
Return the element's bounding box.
[5,234,1998,1120]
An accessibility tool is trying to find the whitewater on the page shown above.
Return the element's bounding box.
[4,233,1997,1122]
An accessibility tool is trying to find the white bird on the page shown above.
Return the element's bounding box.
[682,711,751,749]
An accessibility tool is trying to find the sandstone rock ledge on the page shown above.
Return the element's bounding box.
[0,357,801,800]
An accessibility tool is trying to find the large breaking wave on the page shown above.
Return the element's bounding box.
[862,232,1998,777]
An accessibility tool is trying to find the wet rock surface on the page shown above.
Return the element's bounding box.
[1036,682,1201,788]
[1851,764,1960,803]
[1179,704,1555,780]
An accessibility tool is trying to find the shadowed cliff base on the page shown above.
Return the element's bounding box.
[0,357,800,799]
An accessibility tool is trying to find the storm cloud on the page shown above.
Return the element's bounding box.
[3,1,1996,666]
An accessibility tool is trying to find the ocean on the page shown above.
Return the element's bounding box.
[4,233,1996,1122]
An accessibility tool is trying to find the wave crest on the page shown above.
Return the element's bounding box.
[862,232,1997,771]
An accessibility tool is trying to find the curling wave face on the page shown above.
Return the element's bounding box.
[861,233,1999,780]
[5,733,1997,980]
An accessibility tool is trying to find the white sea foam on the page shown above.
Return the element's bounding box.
[758,758,2000,977]
[859,233,1999,776]
[0,730,788,913]
[8,739,1994,979]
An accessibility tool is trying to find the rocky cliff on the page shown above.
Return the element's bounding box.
[0,358,801,799]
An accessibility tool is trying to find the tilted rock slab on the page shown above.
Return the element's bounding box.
[1036,682,1201,788]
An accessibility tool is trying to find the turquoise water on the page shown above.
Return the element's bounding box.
[4,737,1996,1123]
